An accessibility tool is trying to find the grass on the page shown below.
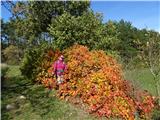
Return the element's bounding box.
[1,65,102,120]
[124,68,160,119]
[123,68,160,96]
[2,65,159,120]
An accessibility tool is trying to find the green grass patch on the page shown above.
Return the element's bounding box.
[1,65,99,120]
[124,68,160,119]
[124,68,160,96]
[2,65,159,120]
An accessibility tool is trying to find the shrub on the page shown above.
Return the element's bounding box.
[20,42,59,81]
[1,64,9,88]
[35,49,61,88]
[58,45,137,119]
[1,64,9,77]
[3,45,22,65]
[34,44,155,119]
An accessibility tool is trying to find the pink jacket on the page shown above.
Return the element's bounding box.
[53,60,66,76]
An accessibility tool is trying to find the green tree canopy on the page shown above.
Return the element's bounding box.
[13,1,90,44]
[48,11,103,50]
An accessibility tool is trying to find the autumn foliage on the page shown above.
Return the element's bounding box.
[36,44,155,120]
[36,49,61,88]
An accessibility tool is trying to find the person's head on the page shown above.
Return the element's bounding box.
[58,55,64,61]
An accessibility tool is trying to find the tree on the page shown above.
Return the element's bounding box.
[48,11,103,50]
[1,19,19,47]
[1,19,25,63]
[13,1,90,44]
[116,20,138,60]
[96,20,120,57]
[141,31,160,105]
[1,19,8,48]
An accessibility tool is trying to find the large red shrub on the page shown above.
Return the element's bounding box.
[36,49,61,88]
[36,44,155,120]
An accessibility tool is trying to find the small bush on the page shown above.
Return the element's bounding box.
[20,42,59,81]
[1,64,9,77]
[1,64,9,88]
[3,45,22,65]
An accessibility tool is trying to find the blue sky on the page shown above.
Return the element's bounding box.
[1,1,160,32]
[1,4,12,22]
[91,1,160,32]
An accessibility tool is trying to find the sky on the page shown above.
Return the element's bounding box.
[91,1,160,32]
[1,1,160,32]
[1,4,12,22]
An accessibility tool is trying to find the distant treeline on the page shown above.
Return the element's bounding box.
[1,1,160,67]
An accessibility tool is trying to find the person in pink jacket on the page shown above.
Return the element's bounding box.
[52,55,66,85]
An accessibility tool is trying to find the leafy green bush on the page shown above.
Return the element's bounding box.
[20,42,57,81]
[1,64,9,77]
[3,45,22,65]
[1,64,9,88]
[48,11,103,50]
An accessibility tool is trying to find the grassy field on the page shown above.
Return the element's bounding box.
[124,68,160,96]
[124,68,160,119]
[1,65,101,120]
[1,65,160,120]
